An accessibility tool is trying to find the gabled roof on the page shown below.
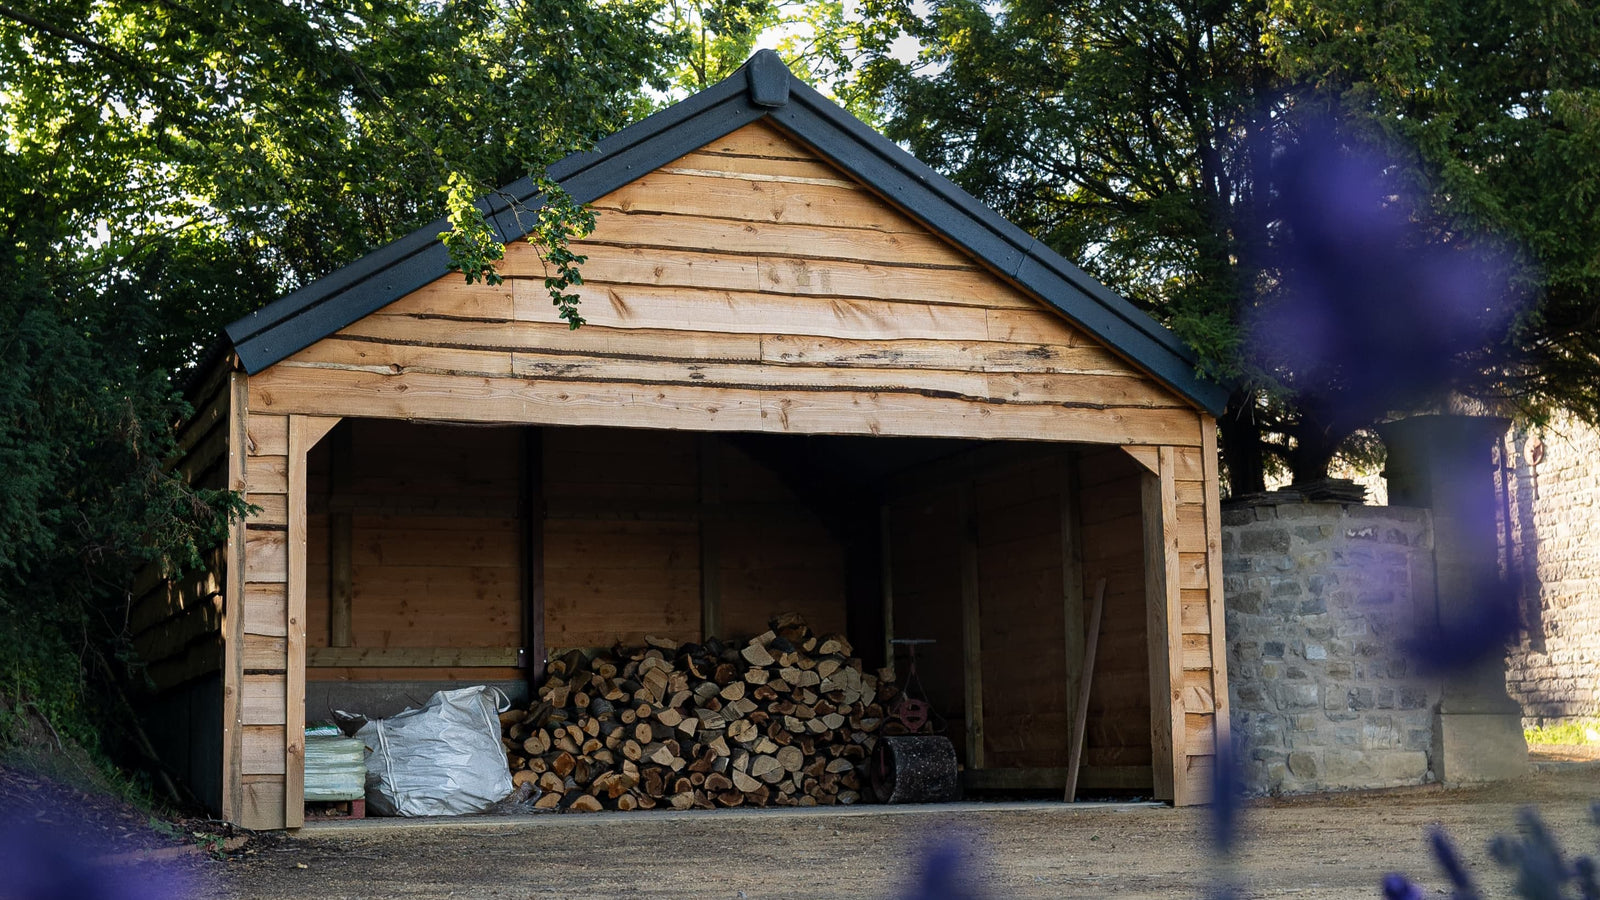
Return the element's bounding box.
[224,51,1229,415]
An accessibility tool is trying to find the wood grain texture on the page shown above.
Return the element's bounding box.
[1200,416,1230,770]
[284,417,309,828]
[223,372,248,823]
[251,121,1203,455]
[240,776,285,831]
[250,366,1201,446]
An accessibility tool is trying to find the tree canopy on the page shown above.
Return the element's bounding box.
[0,0,698,771]
[814,0,1600,492]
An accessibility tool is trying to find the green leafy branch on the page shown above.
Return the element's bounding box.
[439,172,593,329]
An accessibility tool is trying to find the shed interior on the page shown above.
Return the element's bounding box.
[298,418,1156,796]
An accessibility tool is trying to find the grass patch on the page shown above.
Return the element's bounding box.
[1525,720,1600,745]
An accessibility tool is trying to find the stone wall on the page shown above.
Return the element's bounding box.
[1501,412,1600,726]
[1223,501,1440,795]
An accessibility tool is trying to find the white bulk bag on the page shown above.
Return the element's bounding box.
[355,686,514,816]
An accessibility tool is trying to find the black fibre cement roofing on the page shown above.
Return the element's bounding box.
[223,50,1230,416]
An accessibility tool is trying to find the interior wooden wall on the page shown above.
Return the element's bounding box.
[543,427,703,649]
[542,427,847,650]
[304,421,522,683]
[974,456,1071,770]
[1076,448,1155,786]
[885,447,1156,789]
[884,488,969,761]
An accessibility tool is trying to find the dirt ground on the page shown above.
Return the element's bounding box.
[185,759,1600,900]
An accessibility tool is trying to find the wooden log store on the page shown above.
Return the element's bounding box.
[137,52,1233,829]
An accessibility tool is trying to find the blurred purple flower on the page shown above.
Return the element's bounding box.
[1428,826,1481,900]
[1251,119,1521,432]
[1401,581,1522,676]
[1383,873,1426,900]
[902,837,985,900]
[1209,732,1248,856]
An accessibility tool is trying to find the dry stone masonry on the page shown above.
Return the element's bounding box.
[1501,413,1600,726]
[1224,500,1440,795]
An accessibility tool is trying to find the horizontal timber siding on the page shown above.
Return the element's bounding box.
[248,121,1201,448]
[132,361,235,815]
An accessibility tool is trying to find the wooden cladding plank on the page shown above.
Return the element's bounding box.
[1200,416,1231,756]
[1176,504,1207,552]
[242,725,286,775]
[243,584,287,637]
[377,277,515,321]
[561,170,929,235]
[1182,670,1216,714]
[1185,754,1216,805]
[760,334,1133,377]
[1180,590,1211,634]
[175,379,229,457]
[241,675,286,726]
[307,647,521,667]
[246,455,287,494]
[659,150,848,183]
[505,352,1187,410]
[248,494,287,528]
[245,529,287,583]
[1186,713,1217,757]
[248,366,1204,445]
[246,415,287,457]
[1121,445,1159,475]
[240,776,286,831]
[584,208,975,269]
[1178,553,1208,590]
[242,634,287,671]
[1174,445,1205,482]
[176,422,229,486]
[508,243,1038,313]
[692,121,823,160]
[349,303,1145,385]
[308,666,525,683]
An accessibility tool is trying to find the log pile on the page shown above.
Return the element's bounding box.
[499,615,897,812]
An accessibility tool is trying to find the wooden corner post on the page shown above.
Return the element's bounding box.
[1201,419,1231,759]
[220,371,249,824]
[284,416,340,829]
[1142,446,1187,805]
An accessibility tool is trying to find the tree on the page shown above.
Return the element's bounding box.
[0,0,678,769]
[812,0,1600,494]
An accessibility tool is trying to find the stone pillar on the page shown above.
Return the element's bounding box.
[1379,415,1529,782]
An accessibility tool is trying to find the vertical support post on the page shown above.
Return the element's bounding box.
[1200,419,1232,760]
[1060,450,1085,782]
[284,417,310,829]
[328,423,353,648]
[958,483,984,771]
[698,435,722,643]
[520,427,546,686]
[1142,447,1186,805]
[879,504,895,680]
[220,371,248,824]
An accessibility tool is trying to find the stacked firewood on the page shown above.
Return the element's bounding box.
[499,615,897,812]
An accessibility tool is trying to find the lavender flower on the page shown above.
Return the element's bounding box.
[1429,826,1482,900]
[1383,873,1426,900]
